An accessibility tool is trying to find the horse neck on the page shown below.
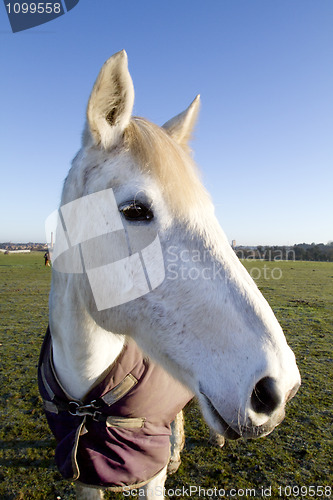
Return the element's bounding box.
[49,274,125,400]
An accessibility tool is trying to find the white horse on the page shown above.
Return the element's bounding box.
[44,51,300,500]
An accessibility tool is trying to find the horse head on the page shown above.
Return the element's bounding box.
[55,50,300,440]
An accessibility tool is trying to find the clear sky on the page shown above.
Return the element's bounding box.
[1,0,332,246]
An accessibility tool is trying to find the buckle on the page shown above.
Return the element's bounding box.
[68,401,80,416]
[68,400,102,418]
[92,411,103,422]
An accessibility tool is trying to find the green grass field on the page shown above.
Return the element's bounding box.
[0,253,332,499]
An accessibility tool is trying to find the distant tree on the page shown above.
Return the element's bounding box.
[234,242,333,262]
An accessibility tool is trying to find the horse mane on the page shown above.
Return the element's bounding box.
[124,117,213,223]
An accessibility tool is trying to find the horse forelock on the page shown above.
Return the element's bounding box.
[124,117,213,223]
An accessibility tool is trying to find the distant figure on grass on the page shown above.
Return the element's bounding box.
[44,252,50,267]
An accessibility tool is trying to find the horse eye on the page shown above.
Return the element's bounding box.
[120,202,154,221]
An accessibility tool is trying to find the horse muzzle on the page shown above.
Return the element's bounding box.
[199,377,300,440]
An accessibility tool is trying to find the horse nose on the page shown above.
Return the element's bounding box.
[251,377,282,416]
[286,380,301,403]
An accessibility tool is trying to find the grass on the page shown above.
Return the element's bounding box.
[0,254,332,499]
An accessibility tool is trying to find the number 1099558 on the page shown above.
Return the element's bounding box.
[6,2,62,14]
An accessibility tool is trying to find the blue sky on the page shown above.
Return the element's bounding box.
[1,0,332,245]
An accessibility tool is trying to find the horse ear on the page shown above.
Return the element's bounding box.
[162,95,200,149]
[85,50,134,149]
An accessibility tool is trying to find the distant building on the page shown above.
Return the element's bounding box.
[231,240,236,249]
[0,249,30,253]
[0,242,47,252]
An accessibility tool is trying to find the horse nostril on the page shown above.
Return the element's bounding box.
[251,377,282,416]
